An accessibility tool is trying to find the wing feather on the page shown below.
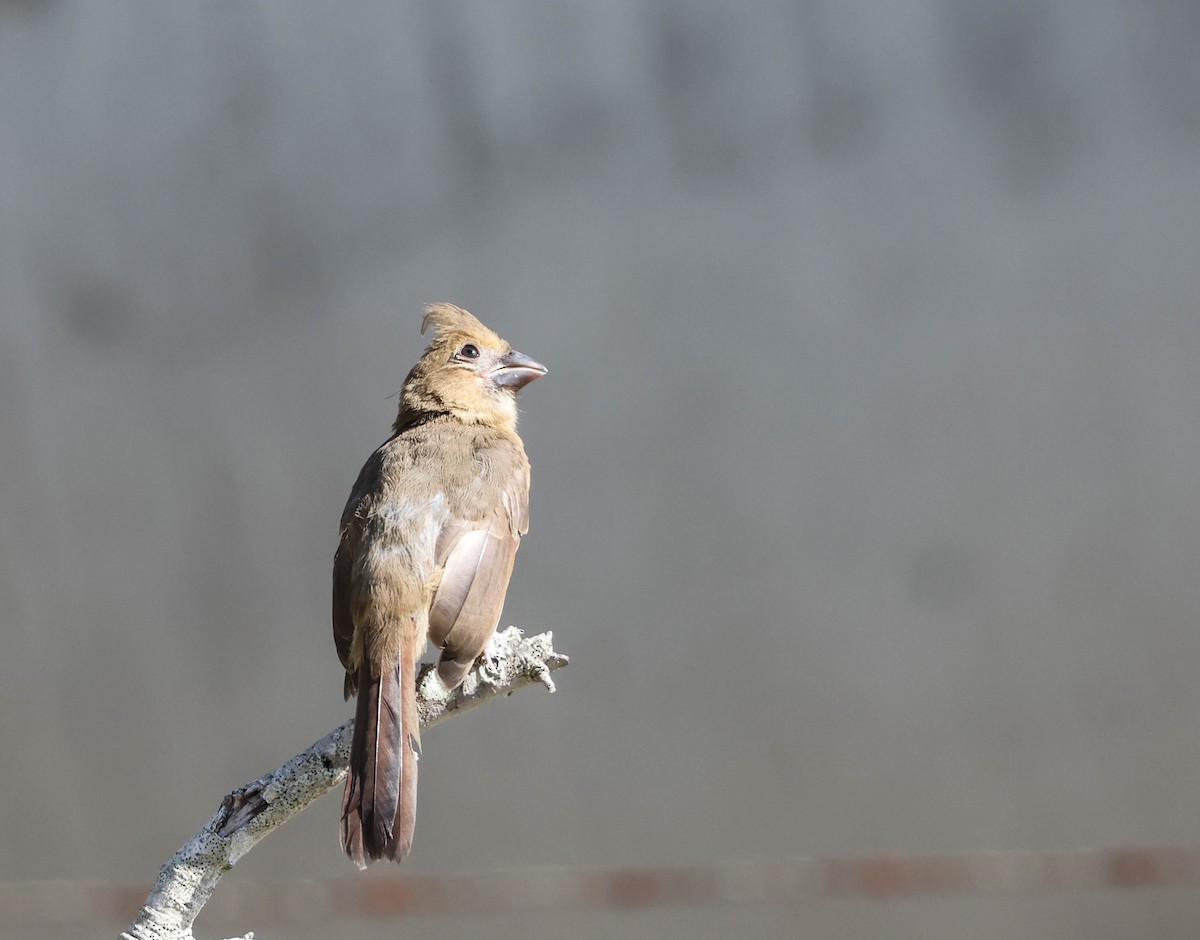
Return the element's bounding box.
[332,450,383,698]
[428,460,529,687]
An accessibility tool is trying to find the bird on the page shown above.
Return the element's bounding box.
[332,302,546,867]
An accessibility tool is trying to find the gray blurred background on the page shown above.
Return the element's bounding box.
[2,1,1200,936]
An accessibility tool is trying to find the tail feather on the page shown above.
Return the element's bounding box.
[341,645,421,867]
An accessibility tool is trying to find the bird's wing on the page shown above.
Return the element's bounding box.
[333,450,382,698]
[428,459,529,688]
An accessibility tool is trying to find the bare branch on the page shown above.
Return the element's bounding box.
[119,628,568,940]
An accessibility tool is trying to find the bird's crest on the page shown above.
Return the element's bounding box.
[420,303,503,350]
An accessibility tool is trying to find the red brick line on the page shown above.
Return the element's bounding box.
[8,846,1200,926]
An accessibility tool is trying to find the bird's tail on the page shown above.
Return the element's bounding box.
[340,645,420,867]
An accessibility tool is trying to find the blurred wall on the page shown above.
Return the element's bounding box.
[2,0,1199,914]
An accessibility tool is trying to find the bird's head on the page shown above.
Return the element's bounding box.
[396,302,546,431]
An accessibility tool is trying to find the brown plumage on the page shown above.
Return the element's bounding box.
[333,302,546,867]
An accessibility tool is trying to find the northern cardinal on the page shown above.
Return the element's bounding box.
[333,302,545,866]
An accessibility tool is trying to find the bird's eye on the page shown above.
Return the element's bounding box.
[459,344,480,360]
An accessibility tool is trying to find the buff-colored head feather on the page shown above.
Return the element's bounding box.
[420,302,505,352]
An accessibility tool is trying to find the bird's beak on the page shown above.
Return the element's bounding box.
[489,349,547,389]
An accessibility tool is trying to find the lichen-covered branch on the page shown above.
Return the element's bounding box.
[119,628,567,940]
